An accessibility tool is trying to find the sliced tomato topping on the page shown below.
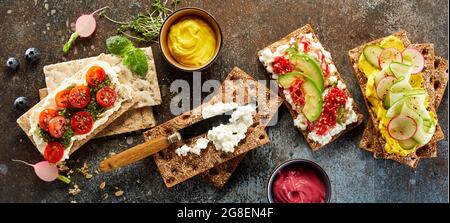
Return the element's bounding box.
[44,142,65,163]
[96,87,117,107]
[48,116,67,138]
[69,85,91,109]
[39,109,59,131]
[71,111,93,135]
[86,65,106,87]
[55,89,71,108]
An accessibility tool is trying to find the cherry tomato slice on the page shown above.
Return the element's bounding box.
[48,116,67,138]
[69,85,91,109]
[39,109,59,131]
[96,87,116,107]
[55,89,71,108]
[71,111,93,134]
[86,65,106,87]
[44,142,65,163]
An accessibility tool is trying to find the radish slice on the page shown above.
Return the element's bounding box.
[402,48,425,74]
[12,160,59,182]
[76,14,97,37]
[388,115,418,141]
[378,48,402,69]
[376,76,396,99]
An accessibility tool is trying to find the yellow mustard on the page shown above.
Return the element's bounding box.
[358,36,435,157]
[167,17,216,68]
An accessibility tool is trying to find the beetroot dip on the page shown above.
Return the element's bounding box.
[272,166,326,203]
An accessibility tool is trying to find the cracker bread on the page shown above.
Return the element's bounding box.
[143,67,283,188]
[43,48,161,108]
[258,24,364,151]
[349,32,446,167]
[38,88,156,138]
[201,82,283,188]
[17,93,138,156]
[200,154,246,188]
[360,57,448,161]
[433,57,449,107]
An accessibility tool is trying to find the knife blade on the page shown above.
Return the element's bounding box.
[177,113,232,140]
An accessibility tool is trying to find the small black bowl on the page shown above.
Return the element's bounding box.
[267,159,332,203]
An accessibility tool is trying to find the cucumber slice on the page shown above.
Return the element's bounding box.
[277,72,303,88]
[389,62,412,78]
[422,119,436,134]
[385,89,426,108]
[290,53,324,92]
[301,77,323,122]
[402,48,425,74]
[398,138,418,150]
[378,48,402,69]
[387,115,417,141]
[363,44,383,69]
[376,76,396,99]
[407,95,431,120]
[386,94,425,118]
[412,117,435,145]
[389,75,413,92]
[400,102,422,122]
[399,101,435,145]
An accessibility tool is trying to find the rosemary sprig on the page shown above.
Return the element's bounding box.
[100,0,178,43]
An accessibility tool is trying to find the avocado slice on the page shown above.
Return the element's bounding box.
[290,53,324,92]
[301,77,323,122]
[277,72,303,88]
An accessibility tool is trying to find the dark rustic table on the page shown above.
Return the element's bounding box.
[0,0,448,203]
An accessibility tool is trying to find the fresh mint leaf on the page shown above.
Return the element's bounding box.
[106,35,134,56]
[123,48,148,78]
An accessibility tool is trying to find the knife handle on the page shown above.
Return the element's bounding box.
[99,136,170,172]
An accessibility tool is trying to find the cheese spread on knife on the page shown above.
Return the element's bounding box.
[259,33,358,145]
[358,36,437,157]
[28,61,133,163]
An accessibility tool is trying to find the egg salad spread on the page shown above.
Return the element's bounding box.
[358,36,437,156]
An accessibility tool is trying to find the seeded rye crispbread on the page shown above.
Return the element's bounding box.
[348,31,446,168]
[143,67,283,188]
[258,24,364,151]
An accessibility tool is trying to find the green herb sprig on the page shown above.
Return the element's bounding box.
[100,0,179,43]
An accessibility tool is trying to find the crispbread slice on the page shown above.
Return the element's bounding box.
[349,32,446,167]
[143,67,283,188]
[433,57,449,107]
[257,24,364,151]
[200,154,246,188]
[17,93,138,156]
[360,57,448,160]
[201,84,283,188]
[38,88,156,138]
[43,48,161,108]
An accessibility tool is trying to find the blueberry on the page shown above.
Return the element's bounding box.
[25,47,41,63]
[14,96,29,110]
[6,57,19,71]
